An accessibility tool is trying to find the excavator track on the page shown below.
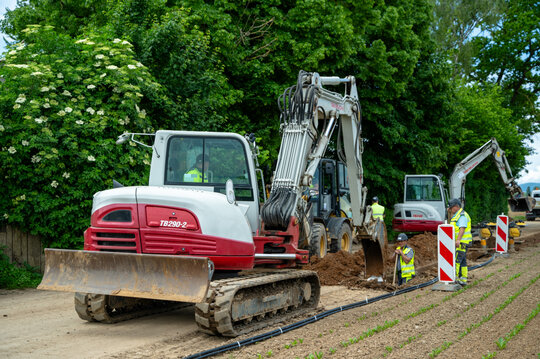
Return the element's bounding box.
[74,292,190,324]
[194,270,320,337]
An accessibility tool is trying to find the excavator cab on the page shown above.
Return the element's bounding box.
[308,159,354,256]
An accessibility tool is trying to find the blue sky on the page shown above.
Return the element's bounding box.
[1,0,538,184]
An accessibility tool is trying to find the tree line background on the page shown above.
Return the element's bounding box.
[0,0,538,248]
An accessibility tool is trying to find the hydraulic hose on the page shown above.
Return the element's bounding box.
[184,254,496,359]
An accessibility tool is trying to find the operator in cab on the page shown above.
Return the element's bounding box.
[184,154,209,183]
[372,196,385,221]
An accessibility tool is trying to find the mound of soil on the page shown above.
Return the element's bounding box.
[304,232,440,289]
[304,250,365,285]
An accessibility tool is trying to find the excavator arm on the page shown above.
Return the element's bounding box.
[448,137,535,212]
[261,71,368,230]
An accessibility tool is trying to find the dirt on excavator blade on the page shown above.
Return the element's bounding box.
[38,249,210,303]
[508,196,536,212]
[361,220,388,278]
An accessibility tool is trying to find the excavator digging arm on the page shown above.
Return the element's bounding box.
[448,137,535,212]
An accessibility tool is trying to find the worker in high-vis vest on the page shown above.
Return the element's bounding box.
[184,154,209,183]
[372,196,385,221]
[393,233,415,285]
[448,198,472,286]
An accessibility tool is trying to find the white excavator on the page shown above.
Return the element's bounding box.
[392,137,535,233]
[38,71,387,337]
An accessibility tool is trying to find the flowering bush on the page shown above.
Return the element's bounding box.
[0,25,164,248]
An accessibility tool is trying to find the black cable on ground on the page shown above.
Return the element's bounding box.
[185,254,496,359]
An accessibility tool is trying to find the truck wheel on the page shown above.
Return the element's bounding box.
[330,223,353,253]
[309,223,328,259]
[526,216,535,221]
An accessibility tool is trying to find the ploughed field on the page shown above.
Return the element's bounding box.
[1,225,539,359]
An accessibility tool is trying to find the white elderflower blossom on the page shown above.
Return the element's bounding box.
[71,98,78,102]
[100,73,107,78]
[13,104,21,109]
[75,120,84,125]
[57,110,66,116]
[62,172,70,179]
[3,213,8,219]
[17,194,26,201]
[62,90,72,97]
[106,65,118,70]
[113,38,121,43]
[121,40,131,45]
[118,118,125,125]
[136,62,143,67]
[64,107,73,113]
[7,64,29,68]
[87,155,96,162]
[51,180,58,188]
[9,50,17,55]
[87,84,96,90]
[94,62,101,67]
[43,103,50,108]
[57,72,64,79]
[30,71,43,76]
[75,38,88,44]
[8,146,16,154]
[143,159,150,166]
[31,155,41,163]
[0,125,4,131]
[16,44,25,50]
[95,54,105,60]
[86,107,95,115]
[127,64,136,70]
[15,95,26,103]
[22,140,29,146]
[40,86,50,92]
[35,117,45,124]
[97,110,104,116]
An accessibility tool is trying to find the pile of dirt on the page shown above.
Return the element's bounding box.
[304,250,365,285]
[304,232,440,289]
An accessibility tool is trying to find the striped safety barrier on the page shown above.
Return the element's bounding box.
[437,224,455,282]
[496,214,508,253]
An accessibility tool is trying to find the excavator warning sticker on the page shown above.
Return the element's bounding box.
[159,220,188,228]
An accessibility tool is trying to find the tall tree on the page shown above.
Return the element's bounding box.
[474,0,539,134]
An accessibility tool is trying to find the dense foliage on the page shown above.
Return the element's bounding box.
[0,246,42,289]
[0,0,538,247]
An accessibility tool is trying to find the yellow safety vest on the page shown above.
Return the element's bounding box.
[450,208,472,245]
[372,203,385,220]
[183,168,207,183]
[398,245,415,279]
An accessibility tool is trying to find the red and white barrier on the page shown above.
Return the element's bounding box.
[437,224,455,282]
[496,215,509,253]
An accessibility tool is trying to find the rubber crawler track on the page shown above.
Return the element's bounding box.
[74,292,190,323]
[194,269,320,337]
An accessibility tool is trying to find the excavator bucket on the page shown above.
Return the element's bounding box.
[38,249,210,303]
[361,220,388,279]
[508,196,535,212]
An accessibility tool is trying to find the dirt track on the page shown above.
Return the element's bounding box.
[1,222,539,359]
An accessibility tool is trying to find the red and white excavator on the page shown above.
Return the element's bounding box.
[392,137,535,233]
[38,71,387,337]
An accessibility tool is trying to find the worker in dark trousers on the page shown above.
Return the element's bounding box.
[448,198,472,286]
[393,233,415,285]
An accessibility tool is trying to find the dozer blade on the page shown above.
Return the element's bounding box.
[508,196,536,212]
[38,249,210,303]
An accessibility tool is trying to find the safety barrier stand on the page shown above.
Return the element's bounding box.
[495,214,509,258]
[432,224,461,291]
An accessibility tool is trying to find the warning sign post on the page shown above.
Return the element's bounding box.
[432,224,461,292]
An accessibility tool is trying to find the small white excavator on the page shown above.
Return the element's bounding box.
[38,71,388,337]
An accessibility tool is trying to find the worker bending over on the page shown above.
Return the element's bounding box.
[448,198,472,286]
[393,233,415,285]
